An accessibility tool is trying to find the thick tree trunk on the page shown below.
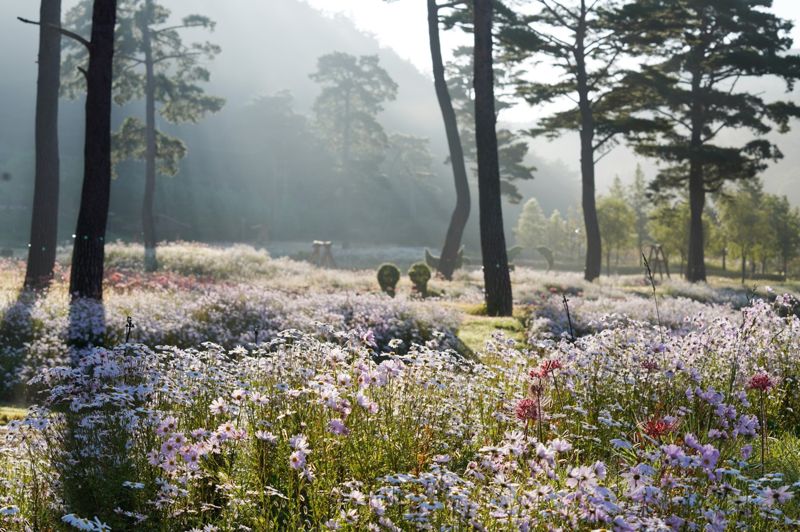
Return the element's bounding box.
[428,0,470,280]
[24,0,62,292]
[686,70,706,283]
[575,1,601,282]
[686,161,706,282]
[474,0,512,317]
[68,0,117,301]
[142,0,157,271]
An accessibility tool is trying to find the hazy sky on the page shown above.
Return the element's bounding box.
[305,0,800,73]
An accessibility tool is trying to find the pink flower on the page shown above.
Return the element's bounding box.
[748,372,776,392]
[515,398,539,421]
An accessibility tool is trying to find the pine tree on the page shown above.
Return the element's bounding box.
[500,0,648,281]
[613,0,800,283]
[474,0,513,316]
[69,0,118,301]
[63,0,224,271]
[21,0,63,291]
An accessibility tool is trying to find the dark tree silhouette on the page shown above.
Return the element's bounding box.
[69,0,117,301]
[22,0,62,292]
[474,0,513,316]
[428,0,470,281]
[614,0,800,283]
[500,0,644,282]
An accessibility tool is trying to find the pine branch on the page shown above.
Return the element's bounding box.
[18,16,91,49]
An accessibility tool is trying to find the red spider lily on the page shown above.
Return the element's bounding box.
[748,372,776,392]
[642,417,677,440]
[530,359,562,379]
[515,398,539,421]
[641,359,659,372]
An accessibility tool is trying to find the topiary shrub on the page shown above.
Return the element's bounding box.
[377,263,401,297]
[408,262,432,298]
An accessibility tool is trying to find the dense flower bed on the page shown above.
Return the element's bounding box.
[0,286,461,396]
[528,292,739,340]
[1,292,799,530]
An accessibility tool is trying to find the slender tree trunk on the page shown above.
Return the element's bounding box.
[474,0,512,317]
[575,1,601,282]
[428,0,470,280]
[142,0,157,271]
[68,0,117,301]
[741,251,746,285]
[722,243,726,270]
[24,0,62,292]
[686,70,707,283]
[606,248,610,276]
[342,86,352,173]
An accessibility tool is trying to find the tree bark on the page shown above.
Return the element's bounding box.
[474,0,512,316]
[142,0,157,271]
[575,0,601,282]
[68,0,117,301]
[686,69,707,283]
[24,0,62,292]
[428,0,470,280]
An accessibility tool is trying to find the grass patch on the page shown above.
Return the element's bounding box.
[457,314,527,354]
[767,433,800,485]
[0,405,27,425]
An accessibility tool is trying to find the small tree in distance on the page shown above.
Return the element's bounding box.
[310,52,398,177]
[597,195,634,275]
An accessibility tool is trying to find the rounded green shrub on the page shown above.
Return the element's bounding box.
[408,262,432,297]
[377,263,401,297]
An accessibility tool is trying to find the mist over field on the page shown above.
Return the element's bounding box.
[1,0,796,253]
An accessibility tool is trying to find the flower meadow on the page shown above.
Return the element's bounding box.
[1,252,800,530]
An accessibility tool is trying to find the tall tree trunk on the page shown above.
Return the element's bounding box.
[575,0,601,282]
[474,0,512,317]
[24,0,62,292]
[68,0,117,301]
[428,0,470,280]
[142,0,157,271]
[342,86,352,173]
[686,70,707,282]
[721,243,726,270]
[741,251,746,285]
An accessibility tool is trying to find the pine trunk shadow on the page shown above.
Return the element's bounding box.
[0,290,40,402]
